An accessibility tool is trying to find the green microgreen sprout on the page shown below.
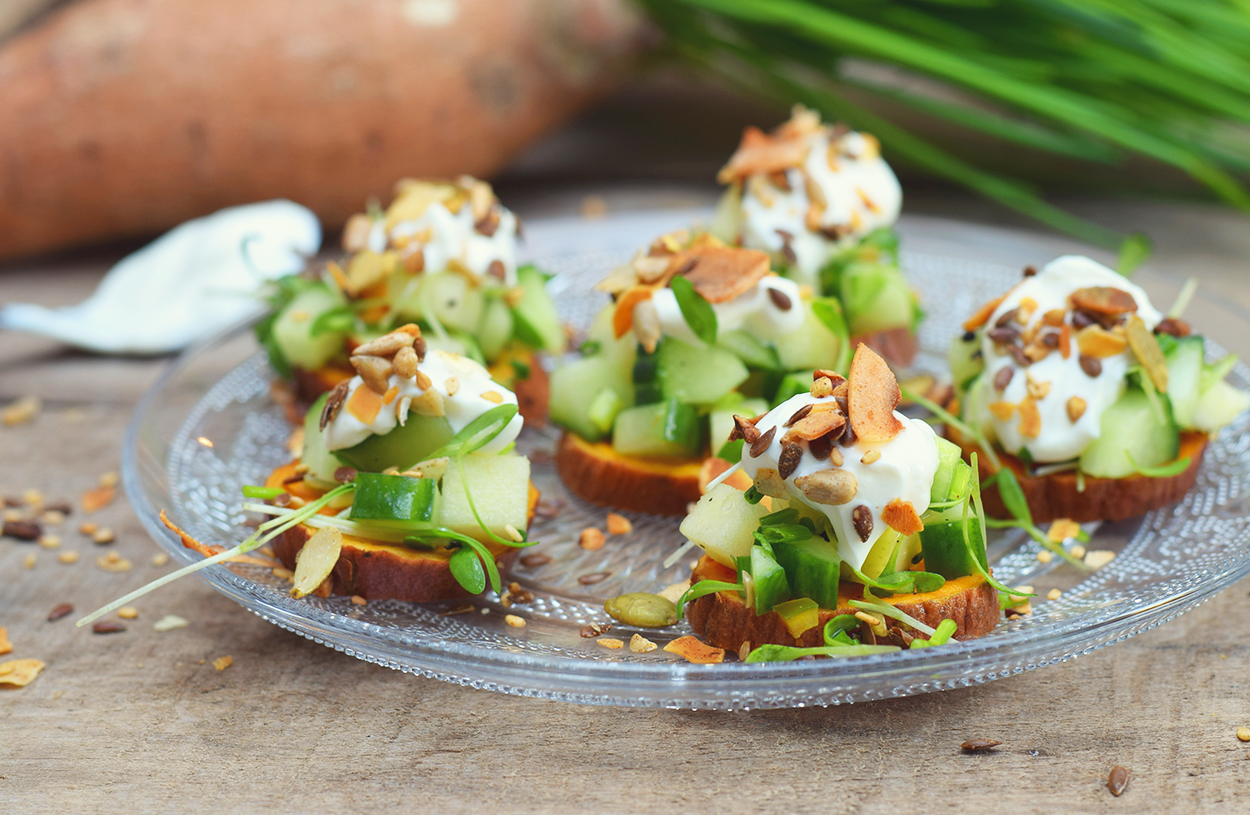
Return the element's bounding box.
[670,275,719,346]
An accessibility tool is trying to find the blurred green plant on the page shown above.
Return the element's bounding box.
[637,0,1250,252]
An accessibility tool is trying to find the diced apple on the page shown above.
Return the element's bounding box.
[437,455,531,541]
[679,483,776,568]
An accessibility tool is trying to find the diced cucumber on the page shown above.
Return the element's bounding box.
[611,400,700,458]
[334,414,456,473]
[772,301,842,372]
[708,185,744,244]
[395,271,484,333]
[930,437,963,503]
[679,483,775,568]
[773,536,842,610]
[1079,387,1180,478]
[300,393,344,486]
[271,286,346,371]
[476,296,515,361]
[750,544,791,615]
[919,509,987,580]
[423,332,485,365]
[349,473,439,530]
[1192,379,1250,433]
[718,329,782,370]
[588,389,625,436]
[437,454,531,540]
[1164,336,1204,429]
[549,355,634,441]
[511,266,565,354]
[709,398,769,461]
[841,262,918,335]
[632,346,663,405]
[657,338,749,406]
[949,333,984,395]
[586,305,638,375]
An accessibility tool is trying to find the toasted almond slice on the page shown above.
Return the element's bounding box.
[717,126,810,184]
[613,286,653,339]
[410,389,445,418]
[672,246,771,304]
[1125,315,1169,393]
[633,298,661,354]
[1071,287,1137,315]
[0,659,44,687]
[594,263,640,295]
[846,344,903,443]
[988,400,1016,422]
[882,499,924,535]
[752,468,789,499]
[1042,308,1066,326]
[784,403,846,441]
[663,635,725,664]
[1075,325,1128,358]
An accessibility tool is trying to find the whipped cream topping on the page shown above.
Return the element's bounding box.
[650,274,806,346]
[366,201,519,287]
[739,130,902,286]
[972,255,1163,462]
[325,349,523,453]
[740,392,939,570]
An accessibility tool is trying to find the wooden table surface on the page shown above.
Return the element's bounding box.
[3,187,1250,815]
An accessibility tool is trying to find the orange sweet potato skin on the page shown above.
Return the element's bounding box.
[0,0,644,259]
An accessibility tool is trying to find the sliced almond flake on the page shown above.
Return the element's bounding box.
[81,486,116,514]
[290,527,343,599]
[410,389,445,418]
[658,580,691,604]
[1084,550,1116,570]
[0,659,44,687]
[396,396,412,426]
[629,633,658,653]
[0,628,11,655]
[154,614,189,632]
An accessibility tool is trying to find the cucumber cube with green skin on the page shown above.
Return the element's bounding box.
[300,393,345,486]
[271,286,347,371]
[333,414,456,473]
[549,355,635,441]
[772,301,842,372]
[680,483,775,568]
[476,296,515,361]
[949,333,984,396]
[718,330,782,370]
[394,271,484,333]
[1193,378,1250,433]
[773,536,842,610]
[918,509,988,580]
[841,263,918,335]
[350,474,439,531]
[1079,386,1179,478]
[710,398,769,460]
[930,437,964,503]
[611,400,700,458]
[437,454,531,541]
[1163,335,1204,428]
[511,266,565,354]
[585,306,638,375]
[656,337,749,406]
[750,544,791,615]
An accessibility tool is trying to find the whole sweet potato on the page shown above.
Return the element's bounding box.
[0,0,644,259]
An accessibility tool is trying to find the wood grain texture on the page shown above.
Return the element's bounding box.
[4,194,1250,814]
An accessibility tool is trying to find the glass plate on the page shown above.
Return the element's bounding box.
[122,210,1250,709]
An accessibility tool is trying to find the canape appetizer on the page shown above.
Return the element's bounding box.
[83,326,538,624]
[256,177,564,422]
[711,106,920,365]
[948,255,1249,523]
[550,230,853,515]
[676,345,1006,658]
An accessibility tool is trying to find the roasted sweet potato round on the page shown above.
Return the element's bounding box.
[555,432,704,516]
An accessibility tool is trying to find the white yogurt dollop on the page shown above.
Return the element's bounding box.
[973,255,1162,463]
[369,201,519,287]
[651,275,805,346]
[740,130,902,287]
[325,349,523,453]
[740,392,938,570]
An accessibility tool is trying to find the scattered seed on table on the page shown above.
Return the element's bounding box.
[578,571,611,585]
[153,615,188,632]
[1036,550,1053,564]
[22,489,43,506]
[213,656,233,671]
[1237,727,1250,742]
[1108,766,1129,796]
[504,614,526,628]
[606,513,632,535]
[117,607,138,620]
[3,520,41,541]
[23,553,36,569]
[519,553,552,568]
[79,522,97,536]
[961,739,1002,752]
[57,552,78,565]
[38,535,60,549]
[597,638,624,650]
[1047,588,1062,600]
[350,595,367,606]
[99,472,120,489]
[92,620,126,634]
[152,552,169,567]
[92,529,115,545]
[580,623,611,638]
[579,528,606,551]
[41,510,65,526]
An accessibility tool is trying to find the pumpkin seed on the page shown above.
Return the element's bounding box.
[604,592,679,629]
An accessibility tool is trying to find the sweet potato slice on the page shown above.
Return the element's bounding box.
[555,432,703,516]
[846,343,903,443]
